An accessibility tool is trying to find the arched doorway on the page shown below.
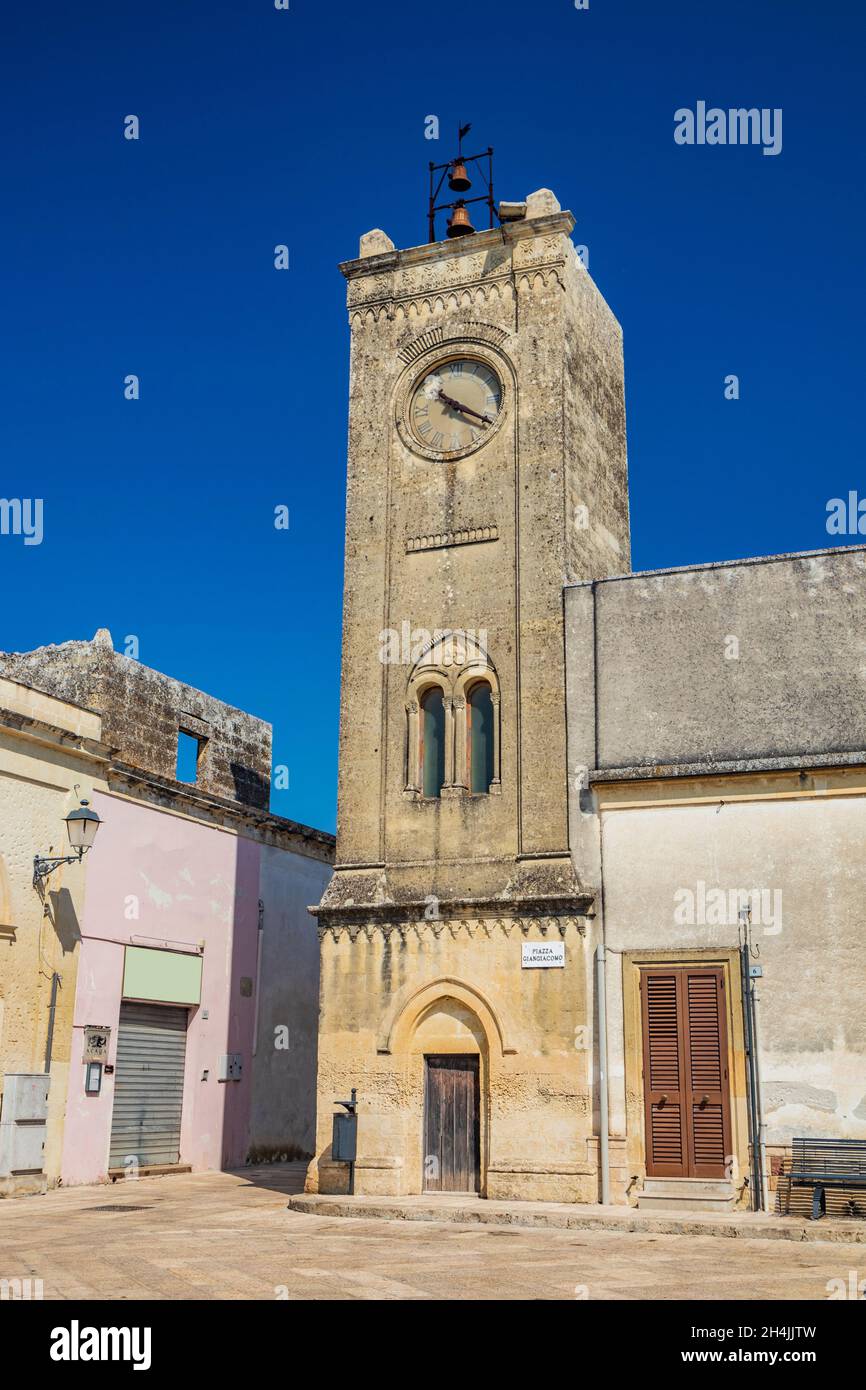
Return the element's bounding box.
[381,978,510,1196]
[410,996,488,1194]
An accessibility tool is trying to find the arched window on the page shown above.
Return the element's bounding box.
[467,681,494,794]
[420,687,446,798]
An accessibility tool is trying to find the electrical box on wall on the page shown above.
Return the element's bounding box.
[217,1053,243,1082]
[0,1074,50,1177]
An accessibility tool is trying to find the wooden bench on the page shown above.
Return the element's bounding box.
[788,1137,866,1219]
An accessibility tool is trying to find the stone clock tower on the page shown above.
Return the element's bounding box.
[310,186,630,1203]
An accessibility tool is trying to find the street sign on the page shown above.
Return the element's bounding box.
[521,943,565,969]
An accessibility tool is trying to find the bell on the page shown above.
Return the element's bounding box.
[448,160,471,193]
[447,203,475,238]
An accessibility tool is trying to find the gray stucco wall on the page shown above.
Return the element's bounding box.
[565,545,866,775]
[599,794,866,1147]
[564,542,866,1185]
[248,846,332,1162]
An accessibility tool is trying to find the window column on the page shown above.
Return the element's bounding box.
[404,699,420,794]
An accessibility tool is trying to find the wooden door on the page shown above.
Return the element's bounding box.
[423,1055,480,1192]
[640,967,732,1179]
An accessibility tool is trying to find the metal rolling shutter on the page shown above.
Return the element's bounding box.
[109,1002,188,1169]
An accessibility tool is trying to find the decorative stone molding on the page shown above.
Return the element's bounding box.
[316,902,591,942]
[377,976,516,1056]
[397,320,510,365]
[339,210,575,283]
[397,326,446,364]
[350,281,517,328]
[406,524,499,553]
[344,217,575,327]
[515,267,565,294]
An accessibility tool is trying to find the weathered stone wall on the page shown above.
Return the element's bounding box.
[566,545,866,775]
[563,241,631,583]
[325,202,630,911]
[313,198,632,1203]
[311,916,596,1201]
[247,843,332,1163]
[0,630,272,809]
[311,201,636,1200]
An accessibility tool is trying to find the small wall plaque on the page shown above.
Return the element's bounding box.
[83,1026,111,1063]
[521,943,565,969]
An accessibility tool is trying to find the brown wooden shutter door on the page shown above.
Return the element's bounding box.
[641,971,687,1176]
[685,969,731,1178]
[641,967,731,1180]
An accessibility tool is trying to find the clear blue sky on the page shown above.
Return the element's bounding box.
[2,1,863,834]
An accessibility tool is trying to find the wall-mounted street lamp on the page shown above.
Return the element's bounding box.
[33,798,102,888]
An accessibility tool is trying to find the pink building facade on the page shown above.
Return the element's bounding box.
[0,631,334,1190]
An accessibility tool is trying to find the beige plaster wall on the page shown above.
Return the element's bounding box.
[595,773,866,1197]
[0,694,108,1194]
[310,917,597,1202]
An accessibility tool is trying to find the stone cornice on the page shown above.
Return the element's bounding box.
[310,892,593,939]
[590,749,866,785]
[107,761,335,861]
[0,707,113,765]
[317,913,589,943]
[339,211,576,281]
[342,215,575,326]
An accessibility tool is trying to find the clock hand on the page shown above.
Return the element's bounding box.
[436,389,492,425]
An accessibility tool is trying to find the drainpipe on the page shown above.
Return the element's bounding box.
[596,942,610,1205]
[44,972,61,1073]
[589,580,611,1206]
[749,965,771,1214]
[739,908,767,1212]
[740,941,761,1209]
[252,900,264,1058]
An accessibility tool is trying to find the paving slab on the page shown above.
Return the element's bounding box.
[0,1167,863,1300]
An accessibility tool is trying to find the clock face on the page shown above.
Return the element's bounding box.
[410,358,503,455]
